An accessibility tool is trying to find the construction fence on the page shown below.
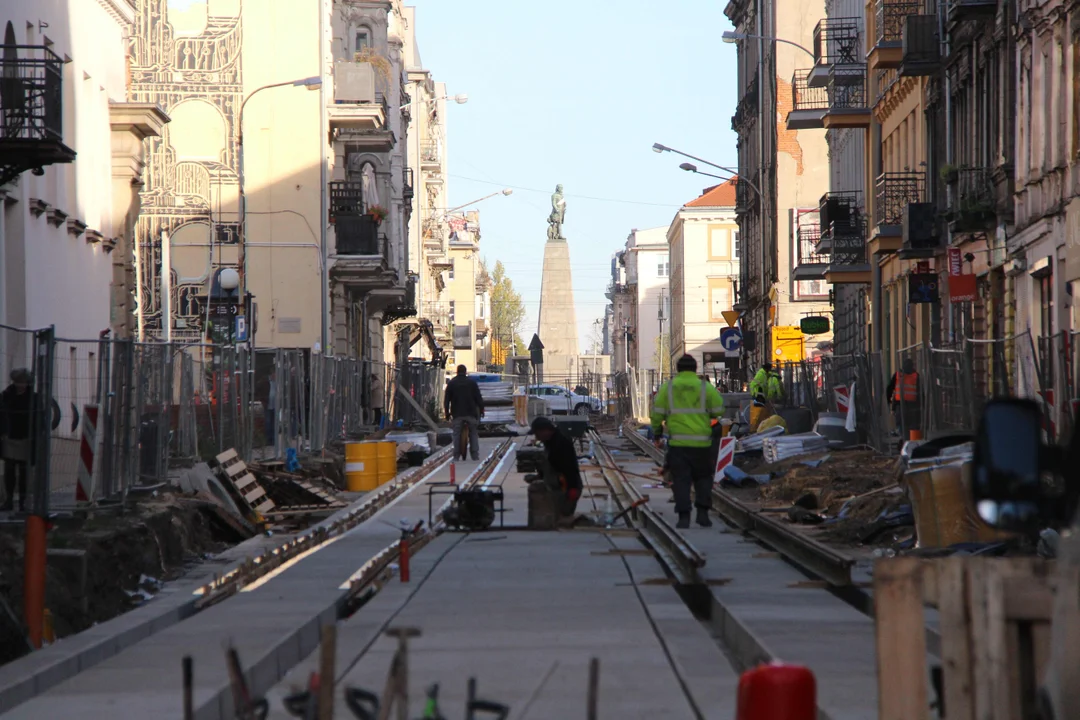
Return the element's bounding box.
[607,331,1076,453]
[0,327,446,513]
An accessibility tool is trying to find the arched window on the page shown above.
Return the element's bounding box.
[355,27,371,54]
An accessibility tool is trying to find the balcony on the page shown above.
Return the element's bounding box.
[422,216,443,247]
[947,0,996,23]
[873,172,925,247]
[900,15,940,77]
[421,141,441,169]
[732,72,760,134]
[945,166,996,233]
[328,181,364,221]
[826,218,872,284]
[403,167,414,203]
[823,67,871,128]
[787,70,827,130]
[0,44,76,186]
[793,213,829,281]
[810,18,862,87]
[383,276,417,324]
[818,191,864,254]
[735,177,758,215]
[334,215,385,257]
[900,201,940,258]
[329,62,387,132]
[870,0,923,70]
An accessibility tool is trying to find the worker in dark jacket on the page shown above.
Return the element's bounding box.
[1,369,35,511]
[530,416,583,522]
[444,365,484,461]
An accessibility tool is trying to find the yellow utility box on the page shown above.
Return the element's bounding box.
[770,326,805,363]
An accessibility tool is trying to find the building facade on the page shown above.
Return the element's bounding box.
[622,227,669,372]
[606,251,631,372]
[0,0,166,340]
[443,210,483,370]
[667,181,741,371]
[726,0,832,369]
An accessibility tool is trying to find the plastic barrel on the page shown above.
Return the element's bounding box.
[736,663,816,720]
[345,441,379,492]
[376,441,398,484]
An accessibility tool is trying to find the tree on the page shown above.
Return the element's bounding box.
[487,260,527,365]
[653,334,671,376]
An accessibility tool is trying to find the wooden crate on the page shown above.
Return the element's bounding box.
[215,448,276,517]
[874,557,1057,720]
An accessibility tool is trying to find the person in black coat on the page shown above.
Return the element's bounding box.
[530,416,583,520]
[443,365,484,461]
[1,369,35,512]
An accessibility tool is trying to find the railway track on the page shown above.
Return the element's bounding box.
[588,431,706,585]
[618,423,857,588]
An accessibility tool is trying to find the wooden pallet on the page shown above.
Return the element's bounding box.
[215,449,276,517]
[874,556,1056,720]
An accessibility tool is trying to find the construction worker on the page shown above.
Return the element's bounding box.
[887,358,920,438]
[650,354,725,529]
[748,362,772,401]
[766,368,784,405]
[529,416,583,525]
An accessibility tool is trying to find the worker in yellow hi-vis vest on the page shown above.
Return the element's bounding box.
[650,354,725,529]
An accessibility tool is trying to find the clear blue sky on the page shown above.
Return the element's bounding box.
[413,0,739,352]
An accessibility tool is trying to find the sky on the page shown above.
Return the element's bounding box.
[412,0,739,352]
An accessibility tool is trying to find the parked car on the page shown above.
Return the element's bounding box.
[526,384,601,416]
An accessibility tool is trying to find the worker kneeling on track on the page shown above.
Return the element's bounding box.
[529,416,584,527]
[651,354,725,529]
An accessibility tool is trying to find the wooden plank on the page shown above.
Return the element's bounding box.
[984,561,1016,720]
[215,449,239,465]
[1002,579,1055,622]
[874,557,928,720]
[937,557,974,720]
[223,462,249,479]
[967,559,993,720]
[395,385,439,431]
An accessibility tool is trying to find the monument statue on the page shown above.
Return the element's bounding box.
[546,184,566,242]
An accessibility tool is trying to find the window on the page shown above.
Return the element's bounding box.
[733,231,740,258]
[1038,272,1053,339]
[355,30,371,53]
[657,262,669,277]
[448,260,455,280]
[449,300,456,325]
[796,279,828,300]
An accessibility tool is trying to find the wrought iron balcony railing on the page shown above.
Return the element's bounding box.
[794,215,830,280]
[946,166,996,231]
[0,42,74,185]
[874,171,926,231]
[732,73,760,134]
[829,218,869,267]
[813,18,862,66]
[329,181,364,221]
[819,191,864,240]
[875,0,923,46]
[403,168,414,202]
[335,215,385,257]
[827,68,870,121]
[788,69,828,130]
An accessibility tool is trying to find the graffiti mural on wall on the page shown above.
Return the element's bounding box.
[128,0,243,339]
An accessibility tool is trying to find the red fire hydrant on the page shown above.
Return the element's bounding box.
[736,662,816,720]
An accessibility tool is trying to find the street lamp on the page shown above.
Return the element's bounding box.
[653,143,762,197]
[441,189,512,219]
[236,75,323,334]
[721,30,814,60]
[400,93,468,110]
[680,162,732,182]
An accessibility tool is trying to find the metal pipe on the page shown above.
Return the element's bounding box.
[319,0,329,352]
[161,230,172,342]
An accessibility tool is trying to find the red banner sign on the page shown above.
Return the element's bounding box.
[947,247,963,277]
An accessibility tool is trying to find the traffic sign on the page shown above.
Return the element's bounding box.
[720,327,742,353]
[235,315,248,342]
[721,310,741,328]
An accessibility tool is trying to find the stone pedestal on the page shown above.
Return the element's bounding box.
[537,238,579,383]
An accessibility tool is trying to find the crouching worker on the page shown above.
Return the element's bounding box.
[528,417,584,527]
[651,354,725,529]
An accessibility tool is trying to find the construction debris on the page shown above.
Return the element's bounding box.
[762,433,830,463]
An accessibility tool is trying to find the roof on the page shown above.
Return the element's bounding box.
[684,177,737,208]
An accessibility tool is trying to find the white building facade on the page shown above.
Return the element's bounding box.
[622,227,669,372]
[0,0,166,340]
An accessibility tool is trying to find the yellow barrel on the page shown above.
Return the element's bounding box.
[345,441,379,492]
[376,441,398,484]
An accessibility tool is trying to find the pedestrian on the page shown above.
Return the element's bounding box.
[370,372,384,428]
[650,354,726,529]
[529,416,583,525]
[443,365,484,461]
[887,358,920,439]
[1,369,34,512]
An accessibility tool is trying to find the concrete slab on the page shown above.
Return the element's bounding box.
[0,444,501,719]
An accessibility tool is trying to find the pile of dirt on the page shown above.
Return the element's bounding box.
[0,494,246,665]
[732,449,909,548]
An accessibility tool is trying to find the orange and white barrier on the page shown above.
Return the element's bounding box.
[75,404,99,504]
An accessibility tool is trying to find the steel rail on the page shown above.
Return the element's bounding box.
[195,442,457,610]
[589,431,706,585]
[620,422,855,587]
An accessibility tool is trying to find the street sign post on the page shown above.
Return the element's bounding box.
[235,315,248,342]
